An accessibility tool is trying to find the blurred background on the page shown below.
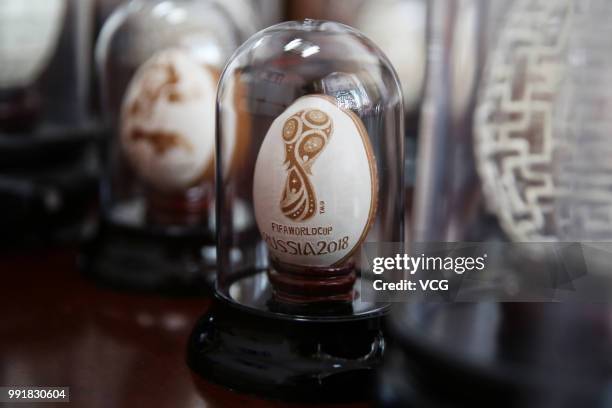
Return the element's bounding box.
[2,0,612,407]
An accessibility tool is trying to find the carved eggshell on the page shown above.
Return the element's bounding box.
[120,48,217,192]
[253,95,378,268]
[474,0,570,241]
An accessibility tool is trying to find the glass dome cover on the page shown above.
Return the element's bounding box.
[96,0,243,233]
[88,0,243,292]
[215,19,404,315]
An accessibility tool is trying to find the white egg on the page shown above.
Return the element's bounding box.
[355,0,426,112]
[253,95,378,268]
[0,0,66,88]
[120,48,217,192]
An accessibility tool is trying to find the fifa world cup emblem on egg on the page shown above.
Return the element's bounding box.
[280,109,333,221]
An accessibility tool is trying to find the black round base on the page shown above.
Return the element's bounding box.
[187,293,388,403]
[81,221,215,295]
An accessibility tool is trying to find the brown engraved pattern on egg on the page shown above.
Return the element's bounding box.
[126,60,192,156]
[280,109,333,221]
[130,128,193,155]
[128,62,181,118]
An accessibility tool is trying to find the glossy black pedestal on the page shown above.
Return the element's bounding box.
[81,221,215,295]
[187,291,388,403]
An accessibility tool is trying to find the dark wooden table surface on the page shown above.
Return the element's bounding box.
[0,247,371,408]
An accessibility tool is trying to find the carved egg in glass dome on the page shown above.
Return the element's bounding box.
[90,0,244,291]
[474,0,573,241]
[187,19,404,402]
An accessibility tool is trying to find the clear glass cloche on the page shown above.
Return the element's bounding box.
[187,19,405,401]
[214,19,404,312]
